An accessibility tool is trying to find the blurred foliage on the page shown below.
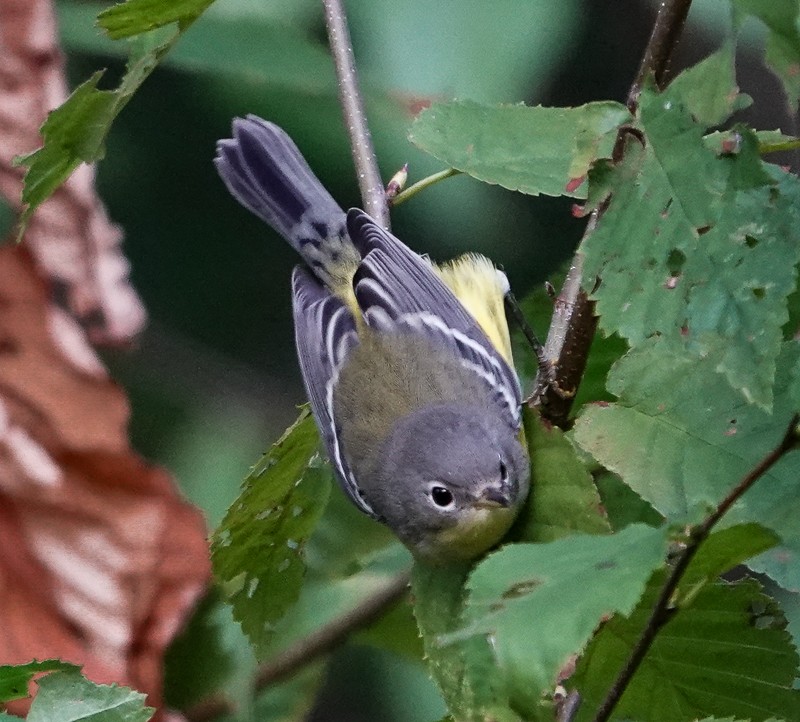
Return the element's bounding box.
[0,662,153,721]
[24,0,800,719]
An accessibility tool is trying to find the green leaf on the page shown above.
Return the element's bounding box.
[211,410,333,655]
[16,24,179,231]
[0,660,76,703]
[732,0,800,108]
[302,482,397,579]
[573,340,800,592]
[583,83,800,409]
[512,408,611,542]
[571,578,800,722]
[447,524,670,716]
[704,128,800,156]
[412,562,517,722]
[668,43,751,127]
[681,524,780,591]
[409,99,630,199]
[595,471,663,531]
[97,0,216,39]
[769,584,800,688]
[28,670,153,722]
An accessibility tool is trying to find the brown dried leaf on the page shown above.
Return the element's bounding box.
[0,0,146,346]
[0,247,211,719]
[0,2,212,718]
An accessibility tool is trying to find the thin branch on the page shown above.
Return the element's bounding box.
[590,414,800,722]
[532,0,694,426]
[698,415,800,535]
[254,569,411,689]
[628,0,694,111]
[322,0,390,229]
[183,571,411,721]
[390,168,462,206]
[557,690,582,722]
[759,138,800,155]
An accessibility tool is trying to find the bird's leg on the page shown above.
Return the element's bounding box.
[503,290,554,400]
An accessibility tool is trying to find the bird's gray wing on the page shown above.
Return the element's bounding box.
[346,209,522,429]
[291,267,374,516]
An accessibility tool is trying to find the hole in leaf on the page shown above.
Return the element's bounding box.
[666,249,686,275]
[745,235,759,248]
[752,287,765,299]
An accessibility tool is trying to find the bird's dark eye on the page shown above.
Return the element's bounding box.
[430,486,454,507]
[499,459,508,481]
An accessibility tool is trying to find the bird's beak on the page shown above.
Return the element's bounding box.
[474,484,513,509]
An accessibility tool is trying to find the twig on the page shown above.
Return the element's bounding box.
[503,291,552,390]
[532,0,694,426]
[627,0,694,111]
[322,0,390,229]
[557,690,582,722]
[390,168,462,206]
[590,414,800,722]
[183,571,411,721]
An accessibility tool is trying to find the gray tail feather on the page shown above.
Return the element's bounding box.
[215,115,349,261]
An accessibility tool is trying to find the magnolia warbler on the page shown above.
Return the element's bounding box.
[215,116,529,563]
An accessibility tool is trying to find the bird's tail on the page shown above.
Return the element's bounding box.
[215,115,360,291]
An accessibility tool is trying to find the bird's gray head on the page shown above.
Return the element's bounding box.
[364,402,530,563]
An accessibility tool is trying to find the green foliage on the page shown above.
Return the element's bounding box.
[770,584,800,688]
[565,524,789,722]
[97,0,216,38]
[29,0,800,719]
[732,0,800,108]
[0,664,153,722]
[211,410,332,656]
[583,83,800,410]
[451,524,670,717]
[571,578,799,722]
[412,562,513,722]
[573,341,800,592]
[0,660,75,703]
[29,671,154,722]
[512,409,611,541]
[594,472,663,531]
[409,100,631,199]
[668,42,752,126]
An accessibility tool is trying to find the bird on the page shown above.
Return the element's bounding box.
[215,115,529,563]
